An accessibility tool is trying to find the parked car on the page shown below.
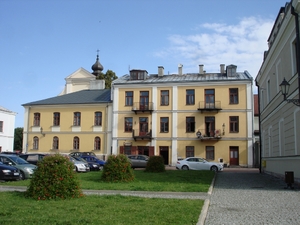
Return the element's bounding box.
[0,154,37,179]
[0,162,21,181]
[0,151,22,156]
[69,152,97,157]
[79,155,106,170]
[68,156,90,172]
[73,156,100,171]
[176,157,223,172]
[127,155,149,169]
[19,153,46,165]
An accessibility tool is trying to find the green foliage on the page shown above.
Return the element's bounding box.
[13,127,23,151]
[145,156,166,173]
[96,69,118,89]
[101,154,134,182]
[26,154,83,200]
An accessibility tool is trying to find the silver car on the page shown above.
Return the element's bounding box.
[176,157,223,172]
[69,156,89,172]
[0,154,37,179]
[127,155,149,169]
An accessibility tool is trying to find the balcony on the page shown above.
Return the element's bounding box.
[132,102,154,114]
[196,129,222,141]
[197,101,222,113]
[132,129,152,141]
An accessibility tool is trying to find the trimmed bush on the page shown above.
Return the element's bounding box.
[145,156,166,173]
[26,154,83,200]
[101,154,134,182]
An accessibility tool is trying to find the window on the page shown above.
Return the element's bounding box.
[206,146,215,160]
[186,117,195,132]
[229,88,238,104]
[124,146,131,155]
[53,136,59,150]
[130,70,147,80]
[292,39,299,74]
[94,137,101,150]
[34,113,40,126]
[94,112,102,126]
[160,117,169,132]
[140,91,149,110]
[0,121,3,132]
[161,90,169,106]
[230,116,239,133]
[33,136,39,150]
[73,112,81,126]
[73,136,80,150]
[125,91,133,106]
[186,146,194,157]
[186,89,195,105]
[205,89,215,108]
[53,112,60,126]
[125,117,133,132]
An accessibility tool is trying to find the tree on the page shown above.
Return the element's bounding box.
[14,127,23,151]
[96,69,118,89]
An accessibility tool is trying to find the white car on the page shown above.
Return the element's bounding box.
[176,157,223,172]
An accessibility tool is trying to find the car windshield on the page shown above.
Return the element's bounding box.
[9,156,30,164]
[74,157,88,163]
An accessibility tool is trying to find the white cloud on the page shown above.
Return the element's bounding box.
[155,16,274,79]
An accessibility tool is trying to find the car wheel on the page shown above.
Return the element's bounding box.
[75,166,79,172]
[211,166,218,172]
[182,165,189,170]
[99,165,104,171]
[19,171,25,180]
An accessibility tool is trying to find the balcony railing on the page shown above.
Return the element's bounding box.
[197,101,222,112]
[132,129,152,141]
[196,129,222,141]
[132,102,154,114]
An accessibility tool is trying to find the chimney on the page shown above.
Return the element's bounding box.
[178,64,183,75]
[199,64,204,74]
[158,66,164,77]
[220,64,225,74]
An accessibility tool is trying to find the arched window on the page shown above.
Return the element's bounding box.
[94,111,102,126]
[33,136,39,150]
[73,136,80,150]
[53,136,59,150]
[94,136,101,150]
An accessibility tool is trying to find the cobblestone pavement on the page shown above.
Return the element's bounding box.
[204,169,300,225]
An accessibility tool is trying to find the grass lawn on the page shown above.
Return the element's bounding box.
[1,170,215,192]
[0,170,214,224]
[0,192,204,225]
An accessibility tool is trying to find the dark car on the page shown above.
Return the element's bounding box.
[0,162,20,181]
[19,154,46,165]
[0,151,22,156]
[79,155,106,170]
[127,155,149,169]
[69,152,97,157]
[73,156,100,171]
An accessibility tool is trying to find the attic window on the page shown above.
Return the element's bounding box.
[130,70,147,80]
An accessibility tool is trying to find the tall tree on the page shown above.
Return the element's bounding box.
[14,127,23,151]
[96,70,118,89]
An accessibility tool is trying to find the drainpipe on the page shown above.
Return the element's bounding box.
[291,6,300,100]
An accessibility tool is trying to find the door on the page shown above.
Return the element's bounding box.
[140,91,149,110]
[139,117,148,136]
[205,117,215,137]
[205,89,215,108]
[159,146,169,165]
[230,147,239,165]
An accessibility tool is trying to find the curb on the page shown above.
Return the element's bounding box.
[197,172,216,225]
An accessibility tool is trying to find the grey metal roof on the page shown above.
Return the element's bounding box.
[113,71,253,85]
[22,89,111,106]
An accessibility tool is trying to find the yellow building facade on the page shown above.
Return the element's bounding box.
[112,64,254,167]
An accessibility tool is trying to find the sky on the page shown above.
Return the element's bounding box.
[1,0,287,128]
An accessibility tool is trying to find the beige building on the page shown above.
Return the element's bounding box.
[112,64,254,167]
[256,0,300,183]
[22,55,112,158]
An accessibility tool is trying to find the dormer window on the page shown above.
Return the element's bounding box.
[130,70,148,80]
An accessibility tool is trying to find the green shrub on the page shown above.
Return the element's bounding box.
[145,156,166,173]
[26,154,83,200]
[101,154,134,182]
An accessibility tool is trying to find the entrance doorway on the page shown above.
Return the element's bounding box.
[159,146,169,165]
[229,147,239,165]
